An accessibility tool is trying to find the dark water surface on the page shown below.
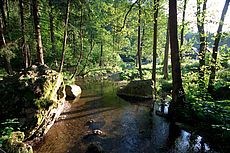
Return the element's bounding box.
[34,80,218,153]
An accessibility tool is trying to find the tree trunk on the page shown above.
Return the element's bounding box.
[19,0,29,68]
[137,0,142,79]
[152,0,159,98]
[49,0,57,65]
[163,18,169,80]
[78,34,94,76]
[5,0,9,22]
[99,41,103,67]
[208,0,229,93]
[58,0,70,73]
[0,0,6,30]
[72,32,77,56]
[197,0,207,87]
[71,7,83,78]
[180,0,187,59]
[169,0,185,117]
[0,1,13,74]
[32,0,44,64]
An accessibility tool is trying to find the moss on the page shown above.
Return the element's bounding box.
[0,65,66,152]
[117,79,153,99]
[2,131,33,153]
[35,98,53,110]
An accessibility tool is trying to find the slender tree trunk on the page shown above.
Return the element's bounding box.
[71,7,83,78]
[99,41,103,67]
[58,0,70,73]
[140,24,145,53]
[26,44,32,66]
[208,0,229,93]
[197,0,207,87]
[163,19,169,80]
[5,0,9,22]
[19,0,29,68]
[0,0,6,29]
[0,17,12,74]
[32,0,44,64]
[169,0,185,117]
[137,0,142,79]
[180,0,187,59]
[0,2,12,74]
[78,34,94,76]
[152,0,159,99]
[49,0,57,65]
[72,32,77,56]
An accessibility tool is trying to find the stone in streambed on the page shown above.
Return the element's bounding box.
[65,85,81,99]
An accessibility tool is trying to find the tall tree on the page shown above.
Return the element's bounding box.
[19,0,30,68]
[169,0,185,116]
[152,0,159,98]
[137,0,143,79]
[0,1,12,74]
[71,6,83,78]
[0,0,6,29]
[163,18,169,80]
[58,0,70,73]
[180,0,187,47]
[49,0,57,66]
[99,41,103,67]
[0,17,12,74]
[196,0,207,87]
[180,0,187,59]
[208,0,229,93]
[78,33,94,76]
[32,0,44,64]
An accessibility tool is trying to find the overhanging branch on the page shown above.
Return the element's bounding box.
[116,0,138,33]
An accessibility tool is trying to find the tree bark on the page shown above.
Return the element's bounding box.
[169,0,185,117]
[0,2,12,74]
[78,34,94,76]
[163,18,169,80]
[72,32,77,56]
[32,0,44,64]
[208,0,229,93]
[49,0,57,65]
[180,0,187,59]
[19,0,30,68]
[152,0,159,98]
[137,0,142,79]
[0,0,6,30]
[58,0,70,73]
[99,41,103,67]
[0,17,12,74]
[197,0,207,87]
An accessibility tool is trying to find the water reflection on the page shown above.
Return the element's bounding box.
[33,80,220,153]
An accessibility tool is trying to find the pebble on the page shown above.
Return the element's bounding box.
[93,129,103,135]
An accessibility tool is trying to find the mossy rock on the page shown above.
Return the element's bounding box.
[2,131,33,153]
[117,79,153,100]
[0,64,66,152]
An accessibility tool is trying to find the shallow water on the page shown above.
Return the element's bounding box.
[33,80,219,153]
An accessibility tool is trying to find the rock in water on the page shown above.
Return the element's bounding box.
[86,143,103,153]
[65,84,81,99]
[117,79,153,101]
[93,129,103,135]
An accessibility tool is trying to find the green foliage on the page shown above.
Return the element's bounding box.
[120,69,139,80]
[35,98,53,110]
[63,71,75,85]
[0,119,20,146]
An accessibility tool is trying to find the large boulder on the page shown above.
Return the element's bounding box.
[65,85,81,99]
[0,64,66,152]
[117,79,153,101]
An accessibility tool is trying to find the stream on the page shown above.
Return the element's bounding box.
[33,80,219,153]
